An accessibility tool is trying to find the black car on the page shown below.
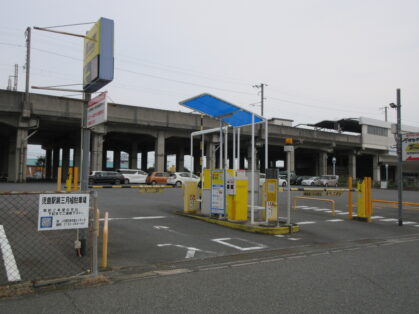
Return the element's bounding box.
[88,171,125,185]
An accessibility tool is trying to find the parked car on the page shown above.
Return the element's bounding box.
[279,170,297,185]
[146,172,170,185]
[88,171,125,185]
[167,172,200,187]
[301,176,321,186]
[117,169,148,184]
[295,175,311,185]
[259,173,287,187]
[318,175,339,187]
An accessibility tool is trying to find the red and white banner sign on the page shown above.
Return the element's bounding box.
[87,92,108,128]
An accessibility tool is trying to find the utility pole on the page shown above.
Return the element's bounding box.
[13,64,18,91]
[24,27,31,118]
[380,106,388,122]
[253,83,267,116]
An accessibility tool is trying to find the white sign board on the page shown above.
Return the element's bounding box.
[402,133,419,161]
[38,194,90,231]
[87,91,108,128]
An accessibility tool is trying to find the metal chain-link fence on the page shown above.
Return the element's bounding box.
[0,191,97,286]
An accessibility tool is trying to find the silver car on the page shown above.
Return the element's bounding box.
[318,175,339,187]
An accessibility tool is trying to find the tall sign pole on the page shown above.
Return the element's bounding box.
[396,89,402,226]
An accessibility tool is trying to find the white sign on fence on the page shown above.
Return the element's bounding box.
[87,91,108,128]
[38,194,90,231]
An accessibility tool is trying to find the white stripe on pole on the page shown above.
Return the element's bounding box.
[232,128,236,170]
[265,119,268,170]
[237,128,240,169]
[224,126,228,169]
[219,121,223,169]
[251,113,255,225]
[190,135,193,177]
[0,225,21,282]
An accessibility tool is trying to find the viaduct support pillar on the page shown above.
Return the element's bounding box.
[8,128,28,182]
[62,146,70,182]
[73,144,81,170]
[45,148,52,180]
[141,150,148,171]
[52,147,60,179]
[318,151,327,176]
[129,143,138,169]
[113,150,121,170]
[205,139,216,170]
[176,146,185,172]
[155,132,165,172]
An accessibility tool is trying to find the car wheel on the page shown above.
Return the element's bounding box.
[175,181,182,187]
[115,179,121,185]
[282,182,286,187]
[151,181,157,185]
[124,179,129,184]
[311,182,314,186]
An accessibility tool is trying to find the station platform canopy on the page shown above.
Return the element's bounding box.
[179,93,264,127]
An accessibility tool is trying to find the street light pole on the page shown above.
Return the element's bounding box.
[332,157,336,176]
[389,88,402,226]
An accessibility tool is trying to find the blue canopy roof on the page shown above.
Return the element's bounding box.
[179,93,264,127]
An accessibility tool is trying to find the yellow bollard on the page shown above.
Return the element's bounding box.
[66,168,73,192]
[101,212,109,269]
[73,167,79,191]
[56,167,62,192]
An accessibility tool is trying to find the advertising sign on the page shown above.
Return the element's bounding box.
[87,92,108,128]
[402,133,419,161]
[211,169,225,214]
[83,17,114,93]
[38,194,90,231]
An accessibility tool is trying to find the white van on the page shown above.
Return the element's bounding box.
[318,175,339,187]
[117,169,148,184]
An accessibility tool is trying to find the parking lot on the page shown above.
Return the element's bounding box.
[0,182,418,284]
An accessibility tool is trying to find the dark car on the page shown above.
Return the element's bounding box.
[88,171,125,185]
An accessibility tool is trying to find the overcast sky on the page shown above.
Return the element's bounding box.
[1,0,418,133]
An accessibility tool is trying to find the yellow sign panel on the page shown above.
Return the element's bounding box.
[211,170,224,185]
[83,19,101,86]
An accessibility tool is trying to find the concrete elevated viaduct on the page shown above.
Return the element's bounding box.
[1,89,384,183]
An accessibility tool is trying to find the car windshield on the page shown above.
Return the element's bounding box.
[309,177,317,180]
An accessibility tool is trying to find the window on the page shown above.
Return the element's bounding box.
[367,125,388,137]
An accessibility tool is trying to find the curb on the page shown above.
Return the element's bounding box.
[175,211,299,235]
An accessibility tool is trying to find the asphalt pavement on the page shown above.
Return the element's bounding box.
[0,182,418,313]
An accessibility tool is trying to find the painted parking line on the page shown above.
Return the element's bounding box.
[212,238,266,251]
[0,225,21,282]
[400,221,418,225]
[326,219,344,222]
[379,218,398,222]
[337,212,349,215]
[371,216,384,219]
[297,221,316,225]
[99,216,166,221]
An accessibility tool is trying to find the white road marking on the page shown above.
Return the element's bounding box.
[379,218,398,222]
[371,216,384,219]
[274,234,285,238]
[288,237,301,241]
[414,225,419,228]
[313,208,328,212]
[295,206,308,209]
[301,207,318,210]
[153,226,169,230]
[337,212,349,215]
[157,243,211,258]
[100,216,166,221]
[212,238,266,251]
[326,219,344,222]
[297,221,316,225]
[324,210,333,213]
[400,221,417,225]
[0,225,21,282]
